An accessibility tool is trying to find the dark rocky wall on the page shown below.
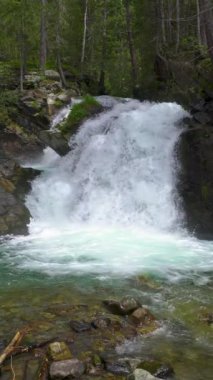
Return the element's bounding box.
[178,92,213,239]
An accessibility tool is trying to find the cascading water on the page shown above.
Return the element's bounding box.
[2,98,209,278]
[28,100,184,231]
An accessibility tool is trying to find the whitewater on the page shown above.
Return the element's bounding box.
[3,98,212,280]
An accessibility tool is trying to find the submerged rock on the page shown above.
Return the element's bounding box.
[91,317,111,329]
[70,320,91,333]
[49,359,85,379]
[130,307,156,326]
[103,297,141,316]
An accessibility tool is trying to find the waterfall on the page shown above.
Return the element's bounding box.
[27,100,188,233]
[6,99,213,277]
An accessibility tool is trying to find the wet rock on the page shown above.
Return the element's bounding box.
[129,368,158,380]
[105,360,131,376]
[178,125,213,239]
[70,320,91,333]
[130,307,156,326]
[39,130,70,156]
[193,111,211,124]
[103,296,141,315]
[48,341,72,361]
[191,99,206,113]
[49,359,85,379]
[0,157,39,235]
[154,365,174,379]
[91,317,111,329]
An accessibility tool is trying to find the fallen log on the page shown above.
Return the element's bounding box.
[0,328,30,367]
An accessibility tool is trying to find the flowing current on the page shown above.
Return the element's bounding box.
[3,98,211,279]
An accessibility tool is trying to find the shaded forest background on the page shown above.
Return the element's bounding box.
[0,0,213,102]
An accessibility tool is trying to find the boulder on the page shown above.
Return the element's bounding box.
[49,359,85,379]
[45,70,60,80]
[39,130,70,156]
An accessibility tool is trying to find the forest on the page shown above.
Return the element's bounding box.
[0,0,213,100]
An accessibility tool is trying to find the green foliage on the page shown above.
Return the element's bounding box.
[59,95,101,134]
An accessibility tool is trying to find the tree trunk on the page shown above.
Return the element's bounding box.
[197,0,202,44]
[81,0,88,69]
[167,0,172,43]
[200,0,213,62]
[19,0,26,92]
[124,0,138,95]
[40,0,47,72]
[98,0,107,95]
[160,0,166,45]
[175,0,180,53]
[56,0,67,87]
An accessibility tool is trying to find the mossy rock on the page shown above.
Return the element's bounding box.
[59,95,103,135]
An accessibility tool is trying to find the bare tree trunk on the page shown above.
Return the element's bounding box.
[160,0,166,45]
[167,0,172,43]
[175,0,180,52]
[81,0,88,69]
[196,0,202,44]
[19,0,26,92]
[20,49,24,92]
[56,0,67,87]
[124,0,138,95]
[99,0,107,95]
[40,0,47,72]
[201,0,213,62]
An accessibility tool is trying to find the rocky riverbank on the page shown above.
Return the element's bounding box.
[0,296,174,380]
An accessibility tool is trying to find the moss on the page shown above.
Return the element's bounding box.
[59,95,101,134]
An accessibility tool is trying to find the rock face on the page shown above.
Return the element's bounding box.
[178,91,213,239]
[0,154,38,235]
[0,70,77,236]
